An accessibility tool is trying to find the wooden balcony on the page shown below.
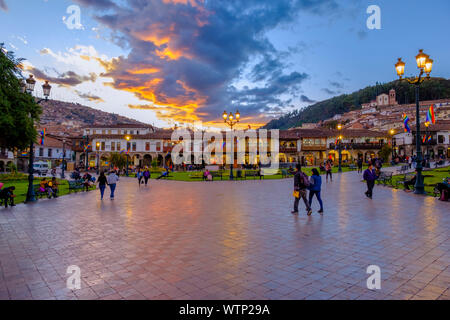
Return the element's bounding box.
[301,145,327,151]
[329,143,384,150]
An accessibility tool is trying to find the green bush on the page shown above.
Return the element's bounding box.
[0,172,28,181]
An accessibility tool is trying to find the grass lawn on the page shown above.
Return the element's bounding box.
[143,165,363,182]
[0,178,95,205]
[380,166,450,196]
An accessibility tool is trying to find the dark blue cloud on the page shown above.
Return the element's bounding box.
[74,0,338,123]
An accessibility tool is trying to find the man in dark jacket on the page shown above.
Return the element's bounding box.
[363,163,378,199]
[292,164,312,215]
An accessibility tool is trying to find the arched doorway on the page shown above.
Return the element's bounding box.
[143,154,152,167]
[0,161,4,172]
[157,154,164,167]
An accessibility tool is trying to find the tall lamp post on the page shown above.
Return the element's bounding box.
[222,110,240,180]
[96,142,100,175]
[125,135,131,176]
[337,124,343,173]
[389,129,396,161]
[394,49,434,194]
[61,138,66,179]
[424,121,430,168]
[21,75,51,203]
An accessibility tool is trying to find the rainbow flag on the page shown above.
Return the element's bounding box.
[39,128,46,145]
[21,151,28,157]
[83,143,91,152]
[422,135,426,143]
[402,114,411,133]
[426,105,436,125]
[428,135,432,143]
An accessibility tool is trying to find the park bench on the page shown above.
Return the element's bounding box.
[348,164,357,171]
[211,171,223,181]
[189,172,204,180]
[376,172,393,186]
[68,180,84,192]
[33,184,48,199]
[245,170,263,180]
[434,160,446,168]
[397,165,409,174]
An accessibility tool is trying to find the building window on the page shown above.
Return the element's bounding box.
[130,130,134,134]
[156,142,161,151]
[132,142,136,151]
[111,142,115,151]
[117,142,121,151]
[145,142,150,151]
[137,130,140,135]
[438,135,444,143]
[101,142,105,151]
[48,149,52,157]
[39,148,44,157]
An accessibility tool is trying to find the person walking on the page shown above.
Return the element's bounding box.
[363,163,378,199]
[308,168,324,214]
[137,169,143,186]
[325,160,333,182]
[357,157,363,173]
[106,171,119,200]
[97,171,108,200]
[143,169,151,186]
[292,164,312,216]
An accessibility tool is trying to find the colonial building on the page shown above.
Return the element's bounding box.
[86,124,390,170]
[393,120,450,158]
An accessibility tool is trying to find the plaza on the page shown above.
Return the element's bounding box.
[0,170,449,300]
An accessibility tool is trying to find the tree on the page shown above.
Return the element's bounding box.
[108,152,127,170]
[379,144,393,162]
[0,44,41,150]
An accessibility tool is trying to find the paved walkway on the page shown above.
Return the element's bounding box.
[0,170,449,300]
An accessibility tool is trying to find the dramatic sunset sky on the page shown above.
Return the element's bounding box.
[1,0,449,128]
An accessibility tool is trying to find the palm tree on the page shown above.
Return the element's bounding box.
[108,152,127,170]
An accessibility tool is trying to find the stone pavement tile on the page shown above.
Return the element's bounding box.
[1,171,449,300]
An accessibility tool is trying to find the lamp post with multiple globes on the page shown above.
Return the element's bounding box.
[394,49,434,194]
[125,135,131,176]
[337,124,343,173]
[20,75,52,203]
[389,129,395,161]
[222,110,240,180]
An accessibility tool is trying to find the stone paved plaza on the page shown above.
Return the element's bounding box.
[0,170,449,300]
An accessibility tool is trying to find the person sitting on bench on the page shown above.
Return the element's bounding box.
[404,174,417,191]
[436,178,450,201]
[157,168,170,180]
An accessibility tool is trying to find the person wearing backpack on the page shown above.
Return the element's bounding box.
[292,164,312,216]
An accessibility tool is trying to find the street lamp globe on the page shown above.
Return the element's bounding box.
[395,58,405,78]
[337,124,342,130]
[235,110,240,121]
[425,121,430,128]
[415,49,429,69]
[424,58,433,75]
[42,81,52,98]
[125,135,131,141]
[223,111,228,121]
[390,129,395,135]
[25,74,36,93]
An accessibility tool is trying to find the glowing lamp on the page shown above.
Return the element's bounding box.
[424,58,433,75]
[415,49,429,69]
[395,58,405,78]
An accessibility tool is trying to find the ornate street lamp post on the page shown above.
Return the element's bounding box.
[223,110,240,180]
[394,50,434,194]
[125,135,131,176]
[96,142,100,175]
[337,124,343,173]
[424,121,430,168]
[61,138,66,179]
[389,129,395,161]
[21,75,51,203]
